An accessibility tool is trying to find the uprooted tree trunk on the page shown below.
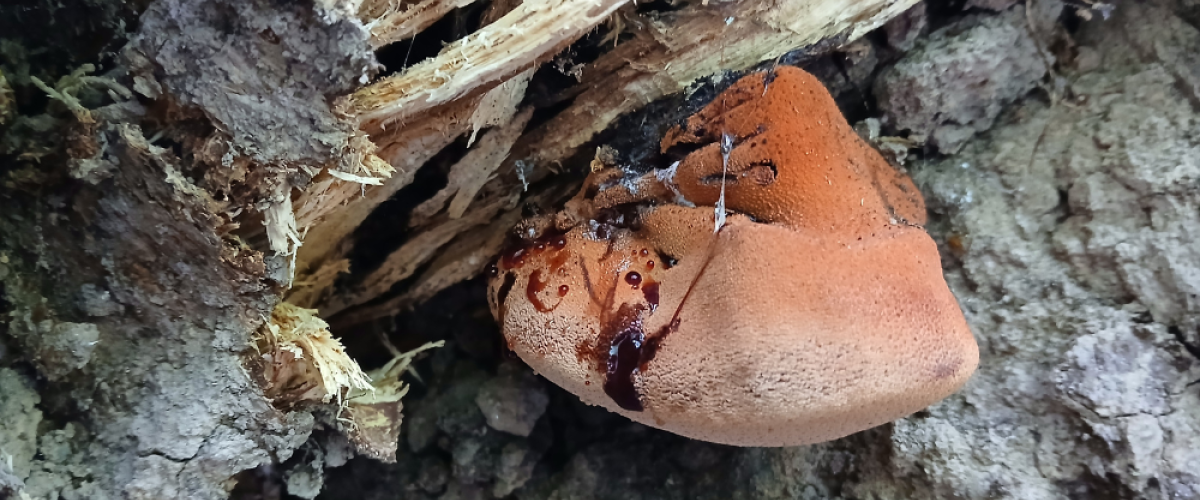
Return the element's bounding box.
[0,0,921,497]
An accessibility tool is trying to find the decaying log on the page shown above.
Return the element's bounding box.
[296,0,920,329]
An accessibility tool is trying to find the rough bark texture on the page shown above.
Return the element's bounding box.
[1,0,373,498]
[1,124,314,500]
[3,0,1200,499]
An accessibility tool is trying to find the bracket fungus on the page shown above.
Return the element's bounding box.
[486,67,978,447]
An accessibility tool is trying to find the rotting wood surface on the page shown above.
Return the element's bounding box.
[293,0,920,330]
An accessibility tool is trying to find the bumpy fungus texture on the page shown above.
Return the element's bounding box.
[487,67,978,446]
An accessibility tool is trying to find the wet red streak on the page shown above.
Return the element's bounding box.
[526,270,560,313]
[548,249,570,274]
[641,282,660,308]
[598,303,648,411]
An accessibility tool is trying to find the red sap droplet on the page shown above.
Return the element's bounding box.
[645,260,654,270]
[625,271,642,287]
[640,248,649,256]
[558,285,569,297]
[553,237,567,249]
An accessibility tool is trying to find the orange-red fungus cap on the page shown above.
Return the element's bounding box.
[487,66,978,446]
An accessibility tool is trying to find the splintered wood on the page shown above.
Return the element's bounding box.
[292,0,920,328]
[359,0,485,49]
[351,0,630,130]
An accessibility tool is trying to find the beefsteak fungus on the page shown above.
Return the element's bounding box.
[486,67,978,446]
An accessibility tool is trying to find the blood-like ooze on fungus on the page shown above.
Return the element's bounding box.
[486,66,978,447]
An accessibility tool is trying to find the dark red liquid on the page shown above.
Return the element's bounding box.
[499,231,569,270]
[641,282,660,308]
[526,270,557,312]
[601,303,647,411]
[547,248,569,273]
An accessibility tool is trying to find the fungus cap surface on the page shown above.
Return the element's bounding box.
[488,66,978,446]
